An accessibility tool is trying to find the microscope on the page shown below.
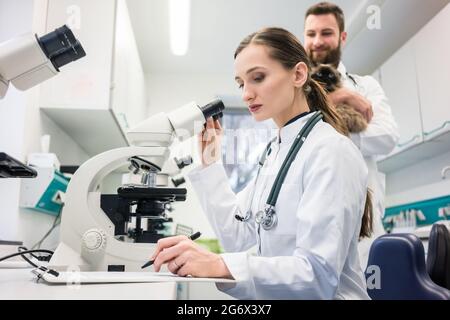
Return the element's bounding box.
[0,25,86,177]
[49,99,224,272]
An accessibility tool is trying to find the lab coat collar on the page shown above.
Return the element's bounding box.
[277,112,317,144]
[337,61,348,80]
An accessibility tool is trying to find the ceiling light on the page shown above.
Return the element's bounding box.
[169,0,190,56]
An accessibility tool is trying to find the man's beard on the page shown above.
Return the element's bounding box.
[308,42,342,68]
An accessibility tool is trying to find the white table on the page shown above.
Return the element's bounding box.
[0,268,177,300]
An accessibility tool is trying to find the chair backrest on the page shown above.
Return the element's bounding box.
[427,223,450,290]
[365,233,450,300]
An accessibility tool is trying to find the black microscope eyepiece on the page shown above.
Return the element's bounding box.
[200,99,225,120]
[37,25,86,71]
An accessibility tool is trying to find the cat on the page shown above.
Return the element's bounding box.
[311,64,368,133]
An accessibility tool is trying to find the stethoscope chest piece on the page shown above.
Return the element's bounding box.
[255,206,278,231]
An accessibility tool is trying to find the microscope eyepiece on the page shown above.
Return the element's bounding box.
[37,25,86,70]
[200,99,225,120]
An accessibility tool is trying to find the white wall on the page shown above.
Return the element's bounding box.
[145,72,240,239]
[146,72,239,113]
[0,0,90,247]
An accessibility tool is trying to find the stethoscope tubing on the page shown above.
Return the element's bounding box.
[266,112,323,206]
[236,111,323,226]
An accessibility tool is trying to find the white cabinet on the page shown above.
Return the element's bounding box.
[380,40,423,152]
[377,4,450,173]
[38,0,147,156]
[414,4,450,140]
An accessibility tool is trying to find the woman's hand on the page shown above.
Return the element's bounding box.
[151,235,233,279]
[198,118,223,167]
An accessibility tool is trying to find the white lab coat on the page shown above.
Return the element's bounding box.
[188,113,371,300]
[337,63,400,270]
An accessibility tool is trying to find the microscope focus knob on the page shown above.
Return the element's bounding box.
[82,229,107,252]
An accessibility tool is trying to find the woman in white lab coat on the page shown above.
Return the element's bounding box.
[151,27,372,300]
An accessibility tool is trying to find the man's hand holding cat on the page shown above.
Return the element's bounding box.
[329,87,374,122]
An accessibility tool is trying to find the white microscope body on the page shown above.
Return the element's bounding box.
[49,100,224,272]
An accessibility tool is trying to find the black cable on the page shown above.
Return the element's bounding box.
[18,246,39,260]
[17,247,39,268]
[0,249,54,268]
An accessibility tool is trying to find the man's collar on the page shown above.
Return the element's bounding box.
[337,61,347,78]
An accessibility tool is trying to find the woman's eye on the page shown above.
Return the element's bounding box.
[238,83,243,89]
[254,75,265,82]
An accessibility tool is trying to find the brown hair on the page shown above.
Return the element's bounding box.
[234,27,373,239]
[305,2,345,34]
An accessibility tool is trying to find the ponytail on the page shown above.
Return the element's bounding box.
[360,189,374,239]
[306,78,349,136]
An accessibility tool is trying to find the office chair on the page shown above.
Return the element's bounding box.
[427,223,450,290]
[365,233,450,300]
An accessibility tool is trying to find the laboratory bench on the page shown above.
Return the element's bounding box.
[0,268,177,300]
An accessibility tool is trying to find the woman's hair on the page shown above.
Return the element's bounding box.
[234,27,373,239]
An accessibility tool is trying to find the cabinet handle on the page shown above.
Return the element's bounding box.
[397,135,420,148]
[116,113,129,130]
[423,121,450,137]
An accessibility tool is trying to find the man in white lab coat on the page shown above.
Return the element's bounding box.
[303,2,400,270]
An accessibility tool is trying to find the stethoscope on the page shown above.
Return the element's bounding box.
[235,111,324,230]
[346,72,359,89]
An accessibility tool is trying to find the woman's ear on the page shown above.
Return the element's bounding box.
[293,62,308,88]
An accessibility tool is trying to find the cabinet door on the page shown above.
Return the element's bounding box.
[414,4,450,139]
[380,40,423,151]
[40,0,116,110]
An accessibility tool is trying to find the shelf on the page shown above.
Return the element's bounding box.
[377,129,450,174]
[41,107,129,157]
[386,179,450,208]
